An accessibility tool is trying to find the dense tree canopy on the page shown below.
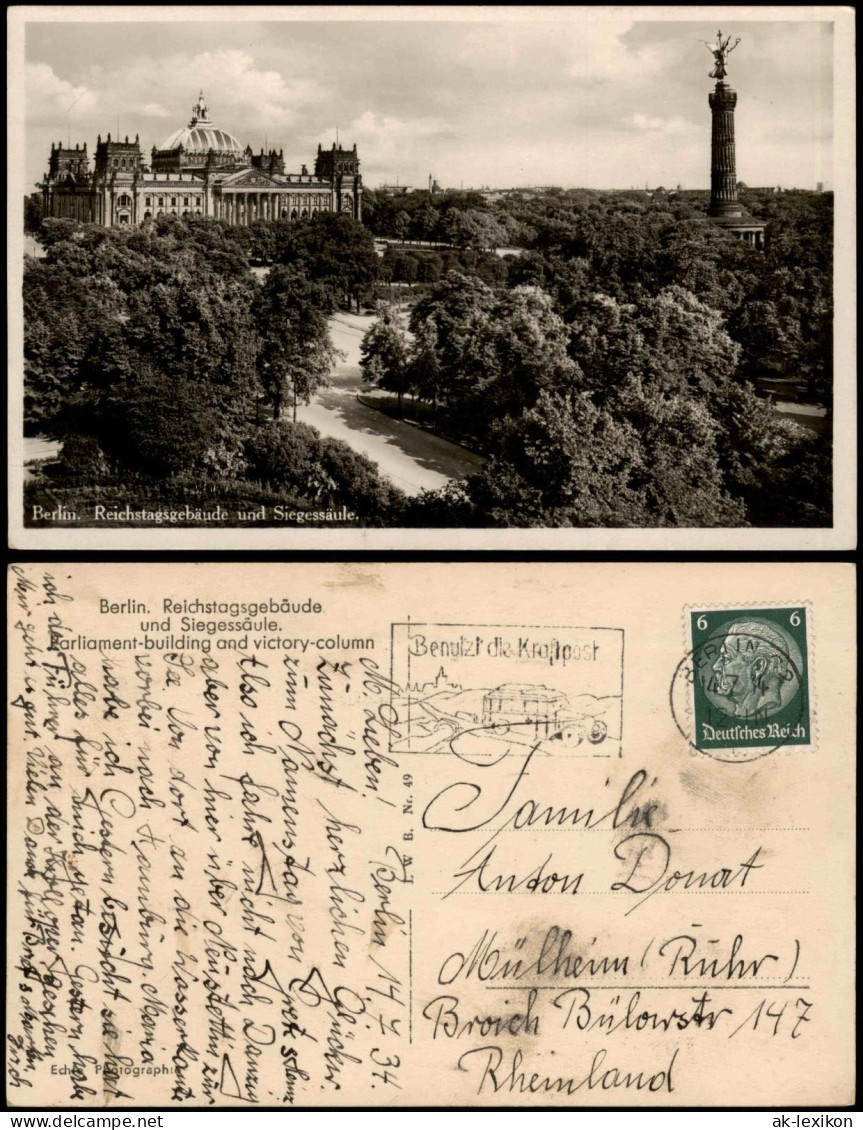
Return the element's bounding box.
[364,185,831,413]
[24,186,832,529]
[381,244,507,289]
[273,212,380,311]
[25,220,261,472]
[244,420,405,523]
[24,255,123,432]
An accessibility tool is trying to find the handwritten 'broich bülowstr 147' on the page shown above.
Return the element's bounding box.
[6,562,855,1107]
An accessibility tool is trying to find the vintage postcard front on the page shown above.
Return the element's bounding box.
[8,5,856,551]
[6,562,855,1106]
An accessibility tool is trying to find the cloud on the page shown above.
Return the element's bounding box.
[449,14,662,85]
[321,110,453,185]
[561,16,669,83]
[25,61,97,117]
[346,110,450,150]
[146,49,327,129]
[632,112,692,135]
[139,102,170,117]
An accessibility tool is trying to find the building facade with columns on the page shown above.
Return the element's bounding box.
[40,93,363,228]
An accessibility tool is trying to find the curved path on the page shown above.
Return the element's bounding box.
[21,309,486,498]
[297,312,485,496]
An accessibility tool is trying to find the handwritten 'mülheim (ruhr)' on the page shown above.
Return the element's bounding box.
[6,562,855,1106]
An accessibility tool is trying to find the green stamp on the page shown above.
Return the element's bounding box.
[688,607,810,754]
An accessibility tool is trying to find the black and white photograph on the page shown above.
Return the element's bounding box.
[8,5,855,549]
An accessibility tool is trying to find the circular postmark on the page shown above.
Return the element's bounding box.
[670,615,807,762]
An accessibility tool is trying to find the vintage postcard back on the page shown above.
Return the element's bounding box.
[7,6,857,552]
[6,562,855,1106]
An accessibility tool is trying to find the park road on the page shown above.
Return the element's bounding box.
[297,312,485,496]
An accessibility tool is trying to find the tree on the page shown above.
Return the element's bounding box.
[443,208,508,251]
[408,271,498,418]
[465,387,745,528]
[244,419,406,523]
[466,391,643,526]
[276,213,379,312]
[247,220,280,264]
[567,286,741,409]
[406,275,577,441]
[394,210,411,244]
[416,255,442,285]
[24,194,43,234]
[729,264,832,409]
[121,273,261,450]
[404,479,479,527]
[407,315,444,415]
[23,256,124,433]
[403,260,818,526]
[25,221,264,472]
[419,203,441,242]
[254,265,338,421]
[360,303,412,415]
[390,252,419,288]
[34,217,80,249]
[244,419,329,497]
[473,285,580,426]
[744,425,830,527]
[317,436,406,522]
[105,360,225,476]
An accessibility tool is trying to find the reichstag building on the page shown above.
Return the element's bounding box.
[40,92,363,227]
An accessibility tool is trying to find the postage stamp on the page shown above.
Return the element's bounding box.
[672,606,811,760]
[389,622,624,758]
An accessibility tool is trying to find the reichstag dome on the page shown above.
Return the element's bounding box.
[159,94,246,157]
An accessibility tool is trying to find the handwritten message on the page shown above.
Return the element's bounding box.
[6,564,853,1106]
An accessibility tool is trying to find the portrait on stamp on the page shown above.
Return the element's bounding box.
[688,607,810,753]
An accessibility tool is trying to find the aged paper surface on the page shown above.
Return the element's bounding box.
[7,5,857,551]
[6,561,855,1106]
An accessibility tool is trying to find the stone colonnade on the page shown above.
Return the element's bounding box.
[736,228,765,249]
[213,191,339,224]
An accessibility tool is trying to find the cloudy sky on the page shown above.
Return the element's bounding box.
[22,9,834,192]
